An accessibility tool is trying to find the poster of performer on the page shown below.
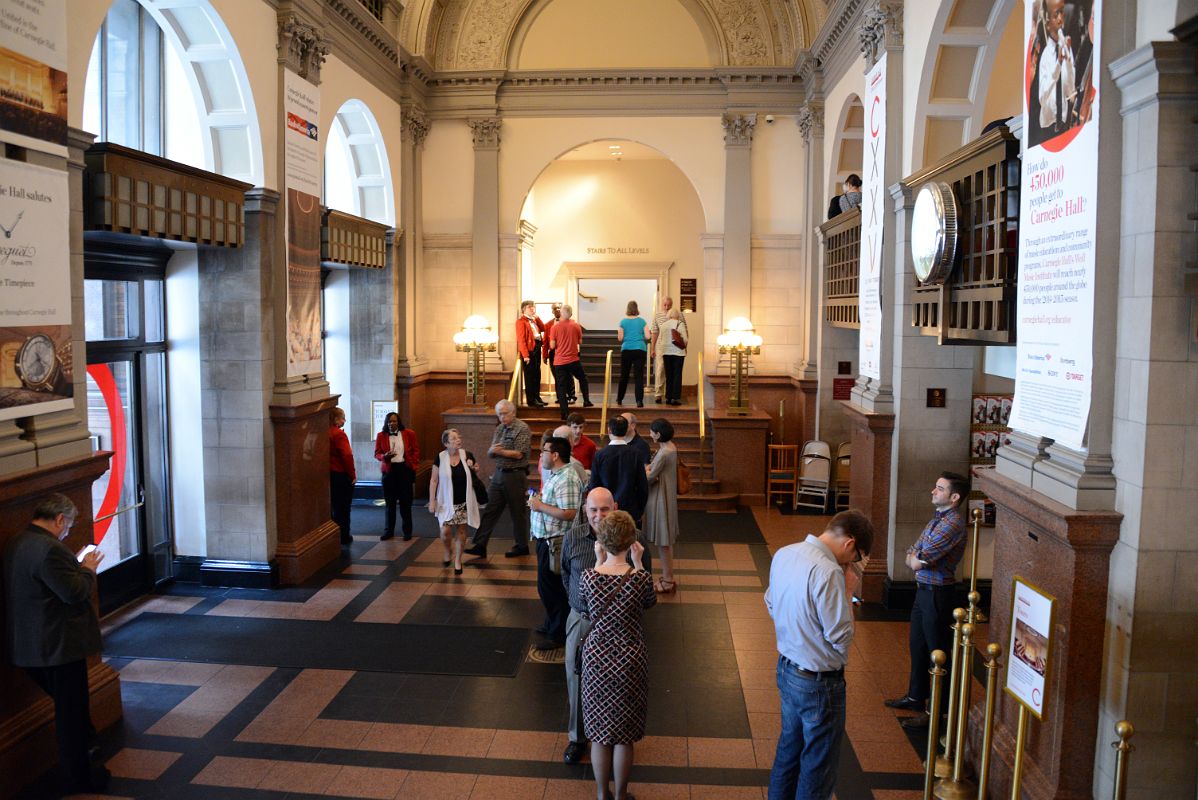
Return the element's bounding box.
[283,69,322,376]
[0,160,73,421]
[1008,0,1101,450]
[0,0,68,150]
[1026,0,1096,150]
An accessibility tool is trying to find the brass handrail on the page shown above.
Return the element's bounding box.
[697,352,705,440]
[507,360,521,405]
[600,350,613,439]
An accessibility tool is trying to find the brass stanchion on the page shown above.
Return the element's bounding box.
[967,509,987,624]
[937,607,968,778]
[1111,720,1134,800]
[934,622,976,799]
[599,349,613,437]
[1009,706,1029,800]
[923,649,948,800]
[977,643,1002,800]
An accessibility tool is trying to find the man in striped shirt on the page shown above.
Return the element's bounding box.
[883,471,969,729]
[528,435,582,651]
[648,296,673,404]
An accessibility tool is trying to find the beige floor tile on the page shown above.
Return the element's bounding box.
[690,786,764,799]
[117,659,224,686]
[686,736,756,768]
[421,725,497,758]
[237,668,350,743]
[738,668,777,690]
[636,735,689,767]
[628,783,689,799]
[398,770,477,800]
[148,665,274,738]
[720,575,763,587]
[191,756,266,789]
[105,748,181,780]
[851,739,924,773]
[469,775,549,799]
[326,765,407,799]
[735,649,780,671]
[742,688,781,714]
[257,759,340,794]
[296,718,374,749]
[361,721,434,753]
[342,564,386,575]
[753,737,778,769]
[542,778,600,799]
[486,729,560,761]
[203,599,263,617]
[747,711,781,739]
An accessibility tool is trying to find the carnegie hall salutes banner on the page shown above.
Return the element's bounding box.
[1008,0,1100,450]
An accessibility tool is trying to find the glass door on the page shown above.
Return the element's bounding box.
[84,268,172,612]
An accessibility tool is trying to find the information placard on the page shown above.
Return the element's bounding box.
[1004,576,1056,719]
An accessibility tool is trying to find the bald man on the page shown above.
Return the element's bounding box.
[558,487,653,764]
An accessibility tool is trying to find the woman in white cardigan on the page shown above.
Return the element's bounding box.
[427,428,481,575]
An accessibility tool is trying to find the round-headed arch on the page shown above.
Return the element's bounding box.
[828,93,864,199]
[324,99,395,225]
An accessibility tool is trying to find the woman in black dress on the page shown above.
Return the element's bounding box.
[580,510,656,800]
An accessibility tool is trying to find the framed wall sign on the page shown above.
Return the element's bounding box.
[679,278,697,295]
[372,401,398,435]
[1004,576,1056,719]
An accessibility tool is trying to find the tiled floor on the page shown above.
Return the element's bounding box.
[23,505,936,799]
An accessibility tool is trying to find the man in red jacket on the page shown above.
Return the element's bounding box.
[516,301,549,407]
[329,407,356,545]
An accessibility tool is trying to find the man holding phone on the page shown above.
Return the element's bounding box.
[3,493,109,794]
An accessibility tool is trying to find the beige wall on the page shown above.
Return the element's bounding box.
[980,5,1025,125]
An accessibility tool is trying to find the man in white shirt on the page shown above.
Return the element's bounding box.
[764,510,874,800]
[648,296,673,404]
[1034,0,1075,145]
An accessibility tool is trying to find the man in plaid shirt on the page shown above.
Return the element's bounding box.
[883,471,969,729]
[528,435,582,650]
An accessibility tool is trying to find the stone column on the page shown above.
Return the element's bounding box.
[797,96,825,383]
[469,118,502,334]
[720,113,756,322]
[397,105,429,375]
[349,231,398,480]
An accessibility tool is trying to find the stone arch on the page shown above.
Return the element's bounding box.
[81,0,262,184]
[910,0,1020,172]
[324,99,396,225]
[828,93,863,199]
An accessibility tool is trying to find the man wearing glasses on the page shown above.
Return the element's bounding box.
[765,509,873,800]
[883,471,970,729]
[528,435,581,650]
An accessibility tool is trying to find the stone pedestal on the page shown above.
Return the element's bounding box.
[271,396,341,585]
[841,401,894,603]
[707,374,817,446]
[708,410,770,507]
[0,454,121,799]
[969,470,1121,800]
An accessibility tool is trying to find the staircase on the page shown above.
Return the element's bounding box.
[517,401,739,513]
[575,329,659,397]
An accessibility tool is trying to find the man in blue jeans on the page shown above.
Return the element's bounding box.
[764,509,873,799]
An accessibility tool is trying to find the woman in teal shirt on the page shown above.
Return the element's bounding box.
[617,300,649,407]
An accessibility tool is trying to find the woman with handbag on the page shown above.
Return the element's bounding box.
[660,308,688,405]
[643,418,680,593]
[374,412,420,541]
[427,428,481,575]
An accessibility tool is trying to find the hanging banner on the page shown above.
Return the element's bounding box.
[0,0,67,153]
[0,159,73,421]
[1007,0,1100,450]
[858,53,886,382]
[283,69,322,377]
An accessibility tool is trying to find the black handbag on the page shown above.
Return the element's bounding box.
[466,451,489,505]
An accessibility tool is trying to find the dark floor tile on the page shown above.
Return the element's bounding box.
[376,694,449,725]
[686,703,750,738]
[643,688,688,736]
[401,595,462,625]
[117,681,197,734]
[321,691,390,722]
[396,673,462,699]
[683,627,735,650]
[341,670,409,698]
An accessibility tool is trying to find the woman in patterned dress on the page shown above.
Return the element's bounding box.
[580,510,657,800]
[427,429,480,575]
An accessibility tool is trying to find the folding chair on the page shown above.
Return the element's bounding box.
[834,442,852,510]
[795,440,832,512]
[766,444,800,507]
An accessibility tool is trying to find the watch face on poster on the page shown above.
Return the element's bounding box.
[16,333,60,390]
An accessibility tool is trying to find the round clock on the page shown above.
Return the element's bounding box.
[910,181,960,285]
[15,332,64,392]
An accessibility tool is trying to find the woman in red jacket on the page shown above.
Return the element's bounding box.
[329,407,356,545]
[374,411,420,540]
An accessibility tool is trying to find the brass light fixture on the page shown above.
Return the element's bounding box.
[716,316,762,414]
[453,315,498,405]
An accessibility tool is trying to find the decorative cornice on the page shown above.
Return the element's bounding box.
[796,98,824,145]
[325,0,396,63]
[858,0,903,69]
[278,14,330,83]
[721,112,757,146]
[400,105,430,146]
[467,117,502,149]
[795,0,867,78]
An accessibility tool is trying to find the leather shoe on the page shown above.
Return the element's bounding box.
[463,544,487,557]
[655,398,663,404]
[900,712,931,730]
[505,545,530,558]
[883,695,924,712]
[583,400,595,407]
[379,532,394,541]
[563,740,587,764]
[533,638,565,651]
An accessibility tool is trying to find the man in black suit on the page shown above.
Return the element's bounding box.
[3,493,109,794]
[587,416,649,522]
[620,412,652,466]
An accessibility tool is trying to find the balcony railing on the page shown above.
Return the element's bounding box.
[905,124,1020,345]
[357,0,384,20]
[820,207,861,329]
[84,143,250,247]
[322,209,389,269]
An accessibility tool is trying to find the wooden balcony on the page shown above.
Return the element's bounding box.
[322,209,389,269]
[904,124,1020,345]
[83,142,250,247]
[820,207,861,329]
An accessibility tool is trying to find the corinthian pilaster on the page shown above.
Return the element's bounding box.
[721,113,757,147]
[277,14,329,83]
[858,0,903,69]
[796,99,824,148]
[470,118,502,336]
[467,118,502,150]
[400,105,430,148]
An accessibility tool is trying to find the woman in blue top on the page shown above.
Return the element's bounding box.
[617,300,649,407]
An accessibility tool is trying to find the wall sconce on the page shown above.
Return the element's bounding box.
[453,314,498,405]
[716,316,762,414]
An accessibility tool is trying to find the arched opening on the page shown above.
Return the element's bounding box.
[911,0,1021,170]
[324,99,396,225]
[81,0,262,184]
[828,94,863,201]
[518,139,707,399]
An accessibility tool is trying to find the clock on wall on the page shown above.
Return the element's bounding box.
[910,181,960,285]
